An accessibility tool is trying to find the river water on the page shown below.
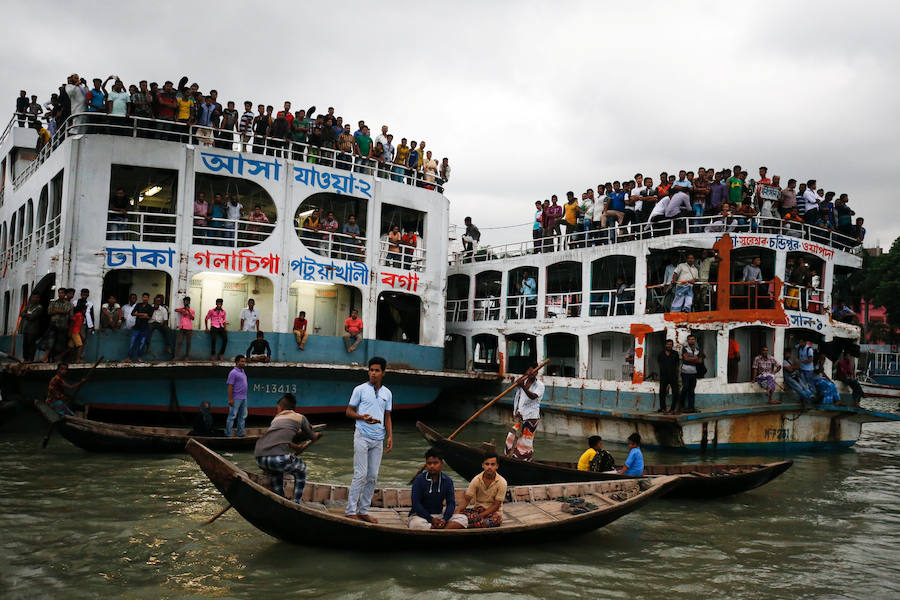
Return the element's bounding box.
[2,402,899,600]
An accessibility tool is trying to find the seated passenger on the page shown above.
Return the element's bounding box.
[407,448,468,530]
[782,349,816,404]
[189,400,223,436]
[618,432,644,476]
[577,435,616,472]
[254,393,320,503]
[246,331,272,363]
[446,452,507,529]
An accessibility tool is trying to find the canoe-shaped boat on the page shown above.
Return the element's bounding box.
[36,401,266,453]
[417,422,792,499]
[186,439,680,549]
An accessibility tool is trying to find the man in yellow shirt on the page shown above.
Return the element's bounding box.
[562,192,582,248]
[446,452,507,529]
[577,435,616,472]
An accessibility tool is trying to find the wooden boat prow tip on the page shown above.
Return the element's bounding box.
[416,421,793,499]
[185,439,680,549]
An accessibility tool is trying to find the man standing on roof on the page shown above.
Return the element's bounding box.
[505,364,545,461]
[462,216,480,262]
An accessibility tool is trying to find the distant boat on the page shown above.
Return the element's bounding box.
[417,422,793,499]
[186,439,680,549]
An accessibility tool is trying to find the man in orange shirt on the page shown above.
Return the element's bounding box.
[727,336,741,383]
[344,308,364,353]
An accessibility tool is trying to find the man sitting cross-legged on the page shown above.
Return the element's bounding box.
[407,448,469,530]
[446,451,507,529]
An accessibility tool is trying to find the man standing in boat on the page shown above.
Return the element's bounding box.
[345,356,393,523]
[254,393,320,504]
[505,364,545,461]
[225,355,248,437]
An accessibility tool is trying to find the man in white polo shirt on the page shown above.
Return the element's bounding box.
[240,298,260,332]
[345,356,393,522]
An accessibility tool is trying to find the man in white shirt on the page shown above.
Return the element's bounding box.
[224,195,243,245]
[670,254,700,312]
[504,365,545,461]
[665,190,693,219]
[374,125,390,148]
[121,293,138,330]
[802,179,820,222]
[240,298,260,332]
[146,294,172,356]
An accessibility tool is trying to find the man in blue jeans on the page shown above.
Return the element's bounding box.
[345,356,393,523]
[797,340,817,390]
[226,355,248,436]
[125,293,152,362]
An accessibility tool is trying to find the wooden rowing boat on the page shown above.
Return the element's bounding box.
[417,422,792,499]
[186,439,680,549]
[36,401,267,453]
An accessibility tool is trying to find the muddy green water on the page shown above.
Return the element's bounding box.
[2,402,899,600]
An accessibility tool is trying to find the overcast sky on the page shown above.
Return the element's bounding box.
[5,1,899,250]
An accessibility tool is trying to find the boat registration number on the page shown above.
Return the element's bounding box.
[764,428,789,441]
[252,383,298,394]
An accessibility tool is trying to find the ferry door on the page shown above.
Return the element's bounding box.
[313,290,337,337]
[222,287,247,331]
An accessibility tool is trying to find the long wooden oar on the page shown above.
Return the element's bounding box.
[42,356,104,448]
[408,358,550,483]
[204,431,323,526]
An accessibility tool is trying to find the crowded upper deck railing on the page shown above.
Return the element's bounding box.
[5,73,451,192]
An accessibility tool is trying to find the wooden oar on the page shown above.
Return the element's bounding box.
[42,356,104,448]
[204,431,323,525]
[408,358,550,482]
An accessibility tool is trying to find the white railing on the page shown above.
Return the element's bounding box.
[378,239,426,272]
[4,112,447,193]
[46,213,61,247]
[545,292,582,318]
[646,281,717,313]
[296,228,367,262]
[106,210,177,243]
[505,293,538,319]
[588,287,636,316]
[784,284,826,314]
[450,215,863,266]
[445,299,469,322]
[192,216,275,248]
[472,296,501,321]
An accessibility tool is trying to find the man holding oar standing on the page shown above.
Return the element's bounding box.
[345,356,392,523]
[505,364,545,461]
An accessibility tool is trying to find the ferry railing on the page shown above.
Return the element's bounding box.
[192,216,275,248]
[295,228,367,262]
[450,215,863,266]
[505,293,538,319]
[46,213,61,247]
[472,296,501,321]
[545,292,582,318]
[588,287,636,316]
[645,281,717,313]
[106,210,177,243]
[378,239,425,272]
[728,279,776,310]
[445,299,469,322]
[34,223,46,248]
[783,284,826,314]
[6,112,446,193]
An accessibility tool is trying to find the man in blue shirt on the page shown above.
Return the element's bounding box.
[345,356,393,522]
[618,432,644,476]
[407,448,468,529]
[797,340,817,390]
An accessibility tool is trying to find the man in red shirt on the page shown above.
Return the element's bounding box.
[344,308,364,353]
[293,310,309,350]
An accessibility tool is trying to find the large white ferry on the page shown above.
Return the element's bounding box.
[444,213,900,450]
[0,110,487,416]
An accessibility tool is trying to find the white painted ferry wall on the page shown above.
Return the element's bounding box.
[0,132,449,351]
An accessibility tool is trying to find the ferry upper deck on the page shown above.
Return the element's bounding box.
[0,112,450,371]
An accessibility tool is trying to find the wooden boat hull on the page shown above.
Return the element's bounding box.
[417,422,792,499]
[860,382,900,399]
[36,401,264,453]
[186,439,680,550]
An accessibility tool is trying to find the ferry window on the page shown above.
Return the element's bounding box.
[506,333,537,374]
[37,186,48,230]
[295,192,368,261]
[729,326,775,383]
[446,274,469,323]
[47,170,63,248]
[444,334,466,370]
[193,173,276,248]
[507,267,538,319]
[191,272,276,332]
[546,261,582,318]
[473,271,501,321]
[785,251,825,314]
[25,199,33,236]
[646,248,709,313]
[108,165,178,244]
[380,203,425,272]
[472,334,499,372]
[545,332,578,378]
[730,248,775,310]
[2,291,9,335]
[103,270,172,322]
[590,256,635,316]
[376,291,420,344]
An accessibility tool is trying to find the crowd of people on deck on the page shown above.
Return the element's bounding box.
[513,166,867,255]
[15,77,451,188]
[13,288,367,366]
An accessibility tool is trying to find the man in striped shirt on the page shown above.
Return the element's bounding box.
[239,101,254,152]
[752,346,781,404]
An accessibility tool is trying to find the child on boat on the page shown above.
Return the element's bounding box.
[618,433,645,476]
[577,435,617,472]
[407,448,468,530]
[446,451,507,529]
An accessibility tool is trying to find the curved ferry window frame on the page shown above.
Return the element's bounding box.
[472,333,500,373]
[294,192,368,262]
[444,333,467,371]
[545,332,580,378]
[107,165,179,244]
[193,173,277,249]
[375,291,421,345]
[379,203,426,272]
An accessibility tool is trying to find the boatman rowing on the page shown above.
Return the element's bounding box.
[254,393,321,504]
[505,364,545,461]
